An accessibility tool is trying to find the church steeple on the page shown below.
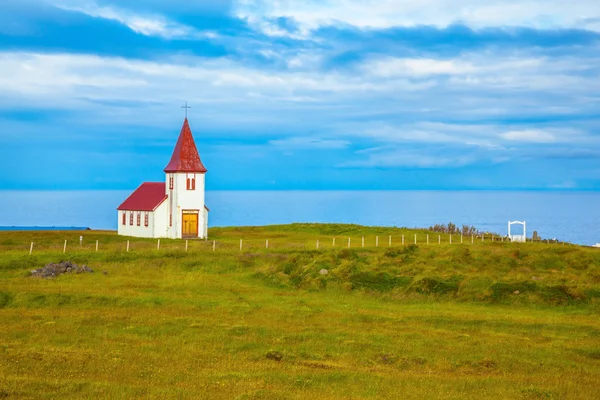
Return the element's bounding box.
[164,118,207,173]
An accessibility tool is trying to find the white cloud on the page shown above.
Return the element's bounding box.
[501,129,556,143]
[0,51,395,131]
[548,180,578,189]
[501,128,592,144]
[0,52,449,108]
[244,16,310,39]
[364,56,548,79]
[0,50,597,148]
[235,0,600,32]
[269,137,351,149]
[356,122,527,146]
[360,123,472,143]
[340,147,478,168]
[367,58,477,77]
[52,1,202,39]
[348,122,596,149]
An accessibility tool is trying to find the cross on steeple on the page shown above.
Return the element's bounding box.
[181,101,191,118]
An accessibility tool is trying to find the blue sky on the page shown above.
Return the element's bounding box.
[0,0,598,190]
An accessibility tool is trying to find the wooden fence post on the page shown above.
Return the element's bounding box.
[127,240,130,252]
[213,240,216,252]
[29,242,34,256]
[402,235,405,246]
[438,235,441,244]
[450,235,452,244]
[240,239,243,251]
[362,236,365,248]
[316,240,320,250]
[414,234,417,245]
[461,234,463,244]
[96,240,99,252]
[427,234,429,245]
[389,235,392,247]
[185,240,188,252]
[157,239,160,250]
[333,237,336,247]
[266,239,269,249]
[376,236,379,247]
[348,237,351,248]
[63,240,67,253]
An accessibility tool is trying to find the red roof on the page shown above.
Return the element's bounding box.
[164,118,207,173]
[117,182,168,211]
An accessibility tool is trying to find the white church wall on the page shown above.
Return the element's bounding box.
[117,210,155,238]
[165,173,177,239]
[117,211,125,236]
[203,206,209,238]
[153,201,168,238]
[165,172,207,239]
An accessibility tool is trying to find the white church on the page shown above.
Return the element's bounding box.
[117,117,209,239]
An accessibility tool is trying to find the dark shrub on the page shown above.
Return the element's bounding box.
[350,272,411,292]
[413,276,463,295]
[489,281,537,301]
[585,288,600,299]
[539,285,578,304]
[337,249,360,261]
[384,245,419,258]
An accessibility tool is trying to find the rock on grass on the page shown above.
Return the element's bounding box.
[30,261,93,279]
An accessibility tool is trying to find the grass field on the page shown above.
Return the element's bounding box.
[1,224,599,399]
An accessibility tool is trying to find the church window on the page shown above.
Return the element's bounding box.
[144,213,149,227]
[169,214,172,226]
[129,212,134,225]
[137,212,141,226]
[169,176,174,190]
[122,212,126,225]
[186,176,196,191]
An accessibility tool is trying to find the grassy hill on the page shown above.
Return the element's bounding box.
[1,224,599,399]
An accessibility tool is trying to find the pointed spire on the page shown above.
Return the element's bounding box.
[164,118,207,173]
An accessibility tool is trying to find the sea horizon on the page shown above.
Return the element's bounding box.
[0,190,598,246]
[2,188,598,192]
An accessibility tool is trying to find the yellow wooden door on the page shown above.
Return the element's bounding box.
[182,213,198,238]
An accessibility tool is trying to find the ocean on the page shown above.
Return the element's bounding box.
[0,190,598,245]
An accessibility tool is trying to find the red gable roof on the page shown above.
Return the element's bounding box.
[117,182,168,211]
[164,118,207,173]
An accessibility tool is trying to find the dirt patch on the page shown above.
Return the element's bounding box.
[30,261,94,279]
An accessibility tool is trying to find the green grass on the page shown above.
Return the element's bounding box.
[0,224,599,399]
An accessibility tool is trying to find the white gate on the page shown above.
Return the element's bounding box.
[508,221,526,243]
